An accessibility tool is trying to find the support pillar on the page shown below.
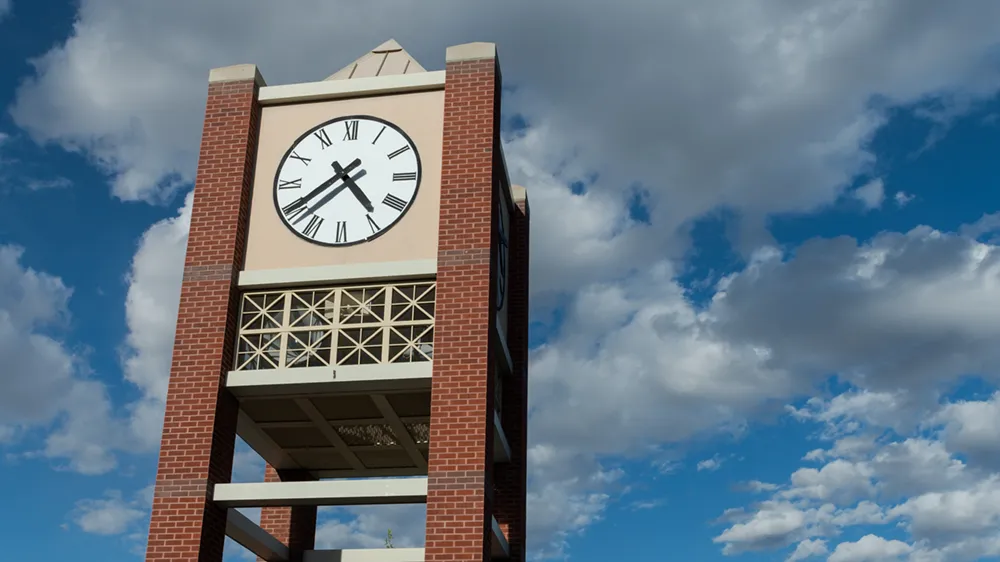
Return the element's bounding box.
[424,42,503,562]
[145,64,265,562]
[258,464,318,561]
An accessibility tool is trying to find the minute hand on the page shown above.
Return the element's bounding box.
[332,161,374,213]
[283,158,361,214]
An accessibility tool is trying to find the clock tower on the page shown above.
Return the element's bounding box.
[144,40,529,562]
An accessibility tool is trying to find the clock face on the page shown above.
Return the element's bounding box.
[273,115,421,246]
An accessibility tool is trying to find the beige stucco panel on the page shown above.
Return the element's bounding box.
[244,90,444,273]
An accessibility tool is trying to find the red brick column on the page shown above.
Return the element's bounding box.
[492,191,530,561]
[424,43,503,562]
[258,465,317,561]
[145,65,264,562]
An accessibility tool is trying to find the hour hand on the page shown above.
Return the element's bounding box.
[333,161,374,213]
[282,158,363,215]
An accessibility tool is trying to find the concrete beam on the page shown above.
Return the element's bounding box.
[213,477,428,508]
[258,71,445,106]
[371,394,427,470]
[227,363,432,397]
[303,548,425,562]
[226,508,289,562]
[494,411,511,464]
[491,516,510,559]
[237,410,300,470]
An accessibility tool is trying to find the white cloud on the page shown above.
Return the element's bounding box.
[118,190,192,451]
[717,388,1000,560]
[961,212,1000,240]
[316,505,426,550]
[714,500,812,553]
[0,244,76,428]
[71,487,151,536]
[894,191,915,207]
[784,459,876,505]
[828,535,912,562]
[853,178,885,210]
[0,245,128,473]
[788,538,828,561]
[933,392,1000,468]
[0,190,193,474]
[697,456,725,472]
[748,480,780,493]
[712,228,1000,394]
[890,477,1000,543]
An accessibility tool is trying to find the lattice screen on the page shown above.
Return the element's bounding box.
[235,281,435,370]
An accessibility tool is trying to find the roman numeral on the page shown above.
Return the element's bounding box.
[278,178,302,190]
[387,145,410,159]
[335,221,348,243]
[343,120,359,141]
[281,200,307,221]
[392,172,416,182]
[382,193,408,212]
[372,126,386,145]
[290,151,311,165]
[366,214,380,233]
[314,129,332,149]
[302,216,323,238]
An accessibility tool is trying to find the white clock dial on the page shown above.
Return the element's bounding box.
[273,116,421,246]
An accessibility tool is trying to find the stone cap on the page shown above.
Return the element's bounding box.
[446,42,497,63]
[208,64,266,86]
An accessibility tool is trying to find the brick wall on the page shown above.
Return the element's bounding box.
[145,69,262,562]
[492,193,530,561]
[424,47,503,562]
[258,465,317,562]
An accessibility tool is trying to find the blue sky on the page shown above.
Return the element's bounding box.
[3,2,1000,561]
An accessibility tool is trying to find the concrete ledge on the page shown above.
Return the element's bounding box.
[494,411,511,464]
[209,64,266,86]
[259,71,445,106]
[304,549,425,562]
[226,508,289,561]
[214,477,429,508]
[491,515,510,558]
[239,260,437,289]
[227,362,432,397]
[446,42,497,62]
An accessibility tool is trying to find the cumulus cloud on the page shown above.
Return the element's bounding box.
[118,190,192,450]
[717,388,1000,560]
[961,211,1000,241]
[852,178,885,210]
[0,189,193,474]
[828,535,912,562]
[933,392,1000,468]
[788,538,828,561]
[70,486,152,536]
[713,227,1000,394]
[697,456,726,472]
[0,245,126,473]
